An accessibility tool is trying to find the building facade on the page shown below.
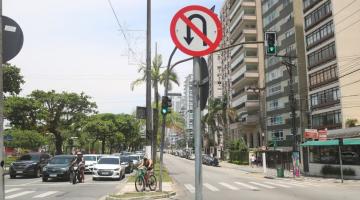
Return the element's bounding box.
[303,0,360,130]
[261,0,308,150]
[183,74,194,147]
[220,0,266,149]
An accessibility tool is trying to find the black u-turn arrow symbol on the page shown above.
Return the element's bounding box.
[184,14,207,46]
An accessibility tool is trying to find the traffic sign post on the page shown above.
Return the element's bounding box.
[170,5,222,200]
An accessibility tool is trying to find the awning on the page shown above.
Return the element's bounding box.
[301,138,360,146]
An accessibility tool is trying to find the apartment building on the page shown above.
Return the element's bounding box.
[303,0,360,130]
[183,74,194,147]
[261,0,308,149]
[220,0,265,148]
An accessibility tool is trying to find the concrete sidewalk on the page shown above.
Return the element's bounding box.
[119,182,174,194]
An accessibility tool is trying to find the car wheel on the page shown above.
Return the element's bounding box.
[10,174,16,179]
[42,177,48,182]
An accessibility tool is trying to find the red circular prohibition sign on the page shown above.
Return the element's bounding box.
[170,5,223,57]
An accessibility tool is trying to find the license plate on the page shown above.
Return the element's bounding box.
[49,174,57,177]
[102,172,109,175]
[16,171,23,173]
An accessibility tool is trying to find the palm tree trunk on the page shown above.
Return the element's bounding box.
[152,81,159,163]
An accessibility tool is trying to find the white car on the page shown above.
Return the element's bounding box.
[84,154,101,173]
[92,156,125,181]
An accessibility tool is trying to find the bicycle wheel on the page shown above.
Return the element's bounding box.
[148,175,157,191]
[135,176,145,192]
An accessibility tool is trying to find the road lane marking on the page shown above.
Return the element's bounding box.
[32,191,58,198]
[219,182,239,190]
[234,182,259,190]
[5,188,21,193]
[249,182,276,189]
[264,182,291,188]
[21,180,42,186]
[204,183,219,192]
[277,181,307,187]
[184,184,195,193]
[7,191,35,199]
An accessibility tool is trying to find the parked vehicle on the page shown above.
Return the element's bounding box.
[129,154,142,168]
[120,155,135,173]
[9,152,51,179]
[202,154,219,166]
[42,155,76,182]
[83,154,101,173]
[92,156,125,181]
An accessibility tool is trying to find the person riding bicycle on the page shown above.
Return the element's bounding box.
[138,156,153,182]
[71,151,85,183]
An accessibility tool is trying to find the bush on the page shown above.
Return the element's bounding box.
[229,150,249,163]
[321,165,356,176]
[229,160,249,165]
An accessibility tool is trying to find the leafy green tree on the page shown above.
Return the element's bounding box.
[5,90,97,155]
[131,54,179,162]
[346,118,358,127]
[4,129,45,150]
[3,63,25,95]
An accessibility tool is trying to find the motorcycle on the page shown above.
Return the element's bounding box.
[70,164,81,184]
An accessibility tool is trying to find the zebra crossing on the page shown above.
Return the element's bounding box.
[183,180,321,193]
[5,188,59,199]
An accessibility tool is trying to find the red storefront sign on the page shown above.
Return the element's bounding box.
[318,129,328,141]
[304,129,318,139]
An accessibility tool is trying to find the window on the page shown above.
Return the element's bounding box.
[309,145,360,165]
[268,99,283,111]
[264,10,279,27]
[267,83,282,96]
[262,0,279,13]
[308,42,336,69]
[306,21,334,49]
[266,68,282,82]
[311,110,342,129]
[310,87,340,108]
[309,64,338,89]
[305,0,332,30]
[271,130,284,141]
[303,0,321,11]
[268,115,284,126]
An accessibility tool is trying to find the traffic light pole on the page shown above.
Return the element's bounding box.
[0,0,5,199]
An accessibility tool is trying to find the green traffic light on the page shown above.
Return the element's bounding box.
[161,108,168,115]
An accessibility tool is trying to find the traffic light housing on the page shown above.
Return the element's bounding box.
[161,96,172,115]
[265,32,277,55]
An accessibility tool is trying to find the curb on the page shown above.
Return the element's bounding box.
[105,191,176,200]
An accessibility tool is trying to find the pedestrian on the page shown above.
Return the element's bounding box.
[250,154,256,168]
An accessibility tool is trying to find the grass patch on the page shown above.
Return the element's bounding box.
[128,161,172,183]
[229,160,249,165]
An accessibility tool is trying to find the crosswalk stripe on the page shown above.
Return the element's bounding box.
[264,182,291,188]
[249,182,276,189]
[234,182,259,190]
[278,181,307,187]
[219,182,239,190]
[7,191,35,199]
[5,188,21,194]
[32,191,58,198]
[204,183,219,192]
[184,184,195,193]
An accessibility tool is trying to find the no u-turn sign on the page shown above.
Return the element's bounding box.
[170,5,223,57]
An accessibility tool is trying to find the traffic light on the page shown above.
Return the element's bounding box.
[265,32,277,55]
[161,96,172,115]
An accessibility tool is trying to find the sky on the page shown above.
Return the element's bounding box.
[3,0,223,114]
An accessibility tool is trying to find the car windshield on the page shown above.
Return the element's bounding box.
[19,154,40,161]
[49,157,73,165]
[121,156,131,162]
[130,156,138,161]
[98,158,119,165]
[84,156,97,161]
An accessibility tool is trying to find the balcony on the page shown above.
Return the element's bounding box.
[229,0,256,22]
[230,114,258,130]
[231,94,259,113]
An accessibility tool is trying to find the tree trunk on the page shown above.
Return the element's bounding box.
[101,137,106,154]
[152,82,159,163]
[54,133,63,155]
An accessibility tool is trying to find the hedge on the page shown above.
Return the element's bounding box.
[229,150,248,164]
[321,165,356,176]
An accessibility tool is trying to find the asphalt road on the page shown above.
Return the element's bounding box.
[164,154,360,200]
[4,173,126,200]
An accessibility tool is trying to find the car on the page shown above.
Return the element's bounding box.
[92,156,125,181]
[9,152,51,179]
[129,154,142,168]
[120,155,135,173]
[84,154,101,173]
[42,155,76,182]
[202,154,219,166]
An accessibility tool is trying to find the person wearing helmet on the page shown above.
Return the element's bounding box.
[71,151,85,183]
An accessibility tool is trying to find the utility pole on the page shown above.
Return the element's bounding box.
[146,0,153,160]
[193,57,203,200]
[0,0,4,198]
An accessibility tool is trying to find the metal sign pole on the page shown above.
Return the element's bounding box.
[338,144,344,183]
[0,0,5,199]
[193,57,202,200]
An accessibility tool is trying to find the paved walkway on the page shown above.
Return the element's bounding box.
[118,182,173,194]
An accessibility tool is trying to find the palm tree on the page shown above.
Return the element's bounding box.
[131,54,179,162]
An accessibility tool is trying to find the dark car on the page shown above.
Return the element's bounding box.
[120,155,134,174]
[42,155,76,182]
[9,152,51,179]
[202,154,219,166]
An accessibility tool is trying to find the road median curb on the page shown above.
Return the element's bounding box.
[105,191,176,200]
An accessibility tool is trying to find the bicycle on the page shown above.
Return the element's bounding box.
[134,167,157,192]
